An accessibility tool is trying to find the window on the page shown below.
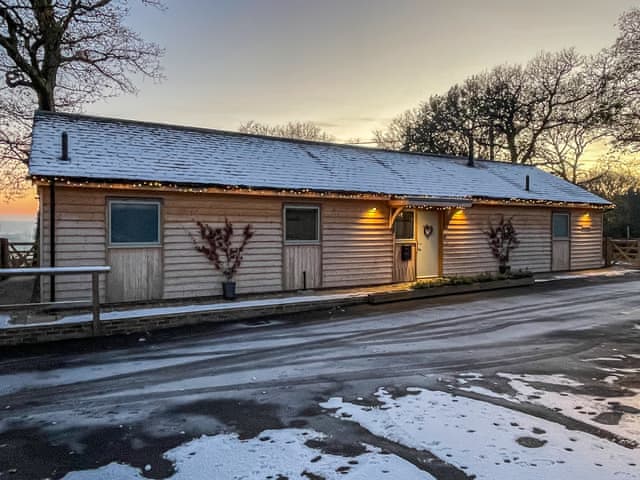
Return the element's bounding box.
[552,213,569,239]
[285,206,319,242]
[109,200,160,245]
[394,210,414,240]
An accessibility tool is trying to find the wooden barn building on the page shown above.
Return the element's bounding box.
[28,111,611,303]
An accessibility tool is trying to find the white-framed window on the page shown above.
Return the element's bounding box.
[552,212,570,239]
[284,206,320,243]
[394,210,415,240]
[108,199,161,246]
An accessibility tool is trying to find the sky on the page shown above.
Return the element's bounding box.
[0,0,637,219]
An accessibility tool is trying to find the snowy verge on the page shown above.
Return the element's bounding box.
[62,428,434,480]
[321,387,640,480]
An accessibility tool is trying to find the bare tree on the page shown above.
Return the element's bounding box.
[238,120,335,142]
[378,49,611,169]
[605,8,640,150]
[0,0,164,200]
[373,109,416,150]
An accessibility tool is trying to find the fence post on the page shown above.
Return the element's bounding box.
[91,271,101,335]
[0,238,8,269]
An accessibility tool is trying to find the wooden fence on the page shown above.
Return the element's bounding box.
[605,238,640,267]
[0,239,37,269]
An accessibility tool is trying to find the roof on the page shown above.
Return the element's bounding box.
[28,111,610,206]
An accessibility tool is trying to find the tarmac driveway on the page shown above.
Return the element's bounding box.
[0,275,638,479]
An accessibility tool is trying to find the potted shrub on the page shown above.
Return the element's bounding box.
[485,215,520,274]
[191,218,254,300]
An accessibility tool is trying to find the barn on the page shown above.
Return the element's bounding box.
[28,111,611,303]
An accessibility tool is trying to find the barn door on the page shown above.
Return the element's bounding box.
[106,199,163,302]
[552,212,570,271]
[283,205,321,290]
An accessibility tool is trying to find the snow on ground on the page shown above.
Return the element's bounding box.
[497,373,640,443]
[321,388,640,480]
[0,291,371,329]
[62,428,433,480]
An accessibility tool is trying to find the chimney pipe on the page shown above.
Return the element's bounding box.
[525,175,530,191]
[60,132,69,161]
[467,133,474,167]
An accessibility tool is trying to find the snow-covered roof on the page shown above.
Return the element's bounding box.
[28,111,610,206]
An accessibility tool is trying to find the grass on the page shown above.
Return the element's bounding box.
[413,269,533,289]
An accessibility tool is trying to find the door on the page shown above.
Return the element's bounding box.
[416,210,440,278]
[283,205,321,290]
[106,199,164,302]
[552,212,570,271]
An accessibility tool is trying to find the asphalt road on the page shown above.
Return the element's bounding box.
[0,275,639,479]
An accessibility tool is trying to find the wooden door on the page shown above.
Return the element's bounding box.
[552,212,570,271]
[106,199,164,302]
[416,210,440,278]
[283,245,321,290]
[392,210,417,282]
[107,248,163,302]
[282,205,322,290]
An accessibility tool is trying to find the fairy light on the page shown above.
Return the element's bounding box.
[30,176,612,210]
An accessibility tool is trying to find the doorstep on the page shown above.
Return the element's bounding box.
[367,277,534,304]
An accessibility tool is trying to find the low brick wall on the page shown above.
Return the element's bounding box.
[0,296,366,346]
[367,277,535,304]
[0,278,536,346]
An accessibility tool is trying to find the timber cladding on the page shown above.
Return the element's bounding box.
[442,205,604,276]
[39,187,394,302]
[38,186,605,303]
[321,200,393,288]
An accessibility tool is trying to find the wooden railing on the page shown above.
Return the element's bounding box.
[605,238,640,266]
[8,242,37,268]
[0,266,111,334]
[0,239,37,268]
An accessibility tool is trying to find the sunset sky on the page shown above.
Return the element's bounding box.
[1,0,637,218]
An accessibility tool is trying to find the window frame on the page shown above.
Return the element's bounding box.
[107,198,162,248]
[552,212,570,240]
[283,205,321,245]
[393,209,416,241]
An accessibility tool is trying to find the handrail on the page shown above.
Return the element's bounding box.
[0,266,111,334]
[0,266,111,276]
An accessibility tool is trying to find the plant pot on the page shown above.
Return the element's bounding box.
[498,264,510,274]
[222,281,236,300]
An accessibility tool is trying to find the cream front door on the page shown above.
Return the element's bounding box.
[416,210,440,278]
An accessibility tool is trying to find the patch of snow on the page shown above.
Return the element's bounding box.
[500,375,640,443]
[459,385,513,400]
[322,388,640,480]
[497,373,584,388]
[62,428,434,480]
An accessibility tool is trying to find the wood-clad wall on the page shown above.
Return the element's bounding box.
[39,186,108,301]
[321,200,393,288]
[570,210,604,270]
[443,206,553,276]
[40,188,393,301]
[162,193,283,298]
[39,185,604,302]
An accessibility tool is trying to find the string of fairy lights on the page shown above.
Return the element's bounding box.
[31,176,613,211]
